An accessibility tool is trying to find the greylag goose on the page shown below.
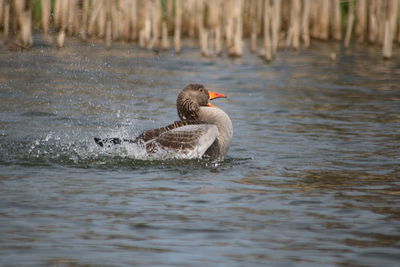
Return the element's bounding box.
[94,84,232,160]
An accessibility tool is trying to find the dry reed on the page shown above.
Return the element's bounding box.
[0,0,399,59]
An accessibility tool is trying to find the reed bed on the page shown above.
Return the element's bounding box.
[1,0,399,60]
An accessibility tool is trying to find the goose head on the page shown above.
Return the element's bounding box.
[177,83,226,120]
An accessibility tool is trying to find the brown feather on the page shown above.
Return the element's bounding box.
[133,120,206,143]
[144,123,215,154]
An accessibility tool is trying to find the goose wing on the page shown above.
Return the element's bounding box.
[94,120,219,159]
[139,121,219,158]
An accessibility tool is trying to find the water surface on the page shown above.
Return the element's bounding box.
[1,39,400,266]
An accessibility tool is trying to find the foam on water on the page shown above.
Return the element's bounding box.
[0,126,233,169]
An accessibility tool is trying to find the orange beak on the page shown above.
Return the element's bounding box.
[207,90,227,107]
[208,90,227,100]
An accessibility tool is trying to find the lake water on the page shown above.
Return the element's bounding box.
[1,38,399,266]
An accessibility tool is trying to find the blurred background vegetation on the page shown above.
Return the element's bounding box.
[1,0,399,60]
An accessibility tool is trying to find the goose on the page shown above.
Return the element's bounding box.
[94,84,233,160]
